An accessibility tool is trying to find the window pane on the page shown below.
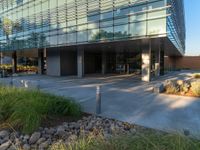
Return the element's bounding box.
[114,8,129,17]
[58,34,67,45]
[100,11,113,20]
[148,10,166,19]
[130,14,146,22]
[114,17,128,25]
[148,1,165,10]
[77,31,87,42]
[130,21,146,36]
[49,35,57,46]
[114,24,129,39]
[147,18,166,35]
[67,32,76,43]
[100,20,113,27]
[88,29,99,41]
[100,27,113,40]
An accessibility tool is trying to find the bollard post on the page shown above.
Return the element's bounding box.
[37,80,40,91]
[10,74,13,86]
[96,85,101,114]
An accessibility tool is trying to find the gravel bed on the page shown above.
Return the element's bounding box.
[0,115,139,150]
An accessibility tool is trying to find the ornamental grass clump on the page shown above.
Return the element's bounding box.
[165,81,180,94]
[50,131,200,150]
[191,81,200,97]
[0,86,81,134]
[193,74,200,79]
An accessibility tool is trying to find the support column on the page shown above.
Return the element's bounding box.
[0,52,3,66]
[102,51,106,75]
[142,41,152,82]
[46,48,61,76]
[125,52,130,74]
[38,49,45,75]
[77,47,84,78]
[160,49,165,75]
[154,49,161,77]
[12,51,17,74]
[126,64,130,74]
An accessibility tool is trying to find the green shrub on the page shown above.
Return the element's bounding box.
[193,74,200,79]
[0,86,81,134]
[191,82,200,96]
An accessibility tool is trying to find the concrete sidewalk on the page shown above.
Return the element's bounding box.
[1,71,200,137]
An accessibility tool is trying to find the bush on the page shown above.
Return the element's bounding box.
[193,74,200,79]
[165,81,180,94]
[191,82,200,97]
[0,86,81,134]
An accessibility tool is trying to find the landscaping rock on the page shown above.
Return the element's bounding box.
[0,115,139,150]
[37,138,46,144]
[39,140,50,150]
[0,130,9,139]
[0,141,11,150]
[45,128,55,135]
[29,132,41,144]
[23,144,31,150]
[154,83,165,93]
[55,126,66,137]
[7,145,16,150]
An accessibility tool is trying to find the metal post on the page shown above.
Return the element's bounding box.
[37,80,40,91]
[96,85,101,114]
[0,51,3,78]
[10,74,13,86]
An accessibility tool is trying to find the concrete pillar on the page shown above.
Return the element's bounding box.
[46,48,61,76]
[77,47,84,78]
[38,49,45,75]
[0,52,3,66]
[160,49,165,75]
[154,49,161,77]
[142,41,152,82]
[12,51,17,74]
[102,51,106,75]
[126,64,130,74]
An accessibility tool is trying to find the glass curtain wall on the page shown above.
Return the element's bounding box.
[0,0,168,51]
[167,0,185,54]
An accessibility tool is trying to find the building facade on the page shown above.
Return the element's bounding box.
[0,0,185,81]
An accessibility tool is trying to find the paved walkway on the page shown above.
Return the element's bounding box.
[1,71,200,137]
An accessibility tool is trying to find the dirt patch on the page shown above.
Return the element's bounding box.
[41,113,90,128]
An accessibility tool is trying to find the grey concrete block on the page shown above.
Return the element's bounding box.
[154,83,165,93]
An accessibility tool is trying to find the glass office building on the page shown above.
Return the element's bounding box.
[0,0,185,81]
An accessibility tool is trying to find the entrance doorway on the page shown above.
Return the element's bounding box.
[84,51,102,74]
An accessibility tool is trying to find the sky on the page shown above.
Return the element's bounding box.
[184,0,200,56]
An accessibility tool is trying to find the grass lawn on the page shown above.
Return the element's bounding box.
[0,85,81,134]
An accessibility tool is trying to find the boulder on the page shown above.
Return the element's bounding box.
[39,140,51,150]
[0,130,9,139]
[154,83,165,93]
[23,144,31,150]
[29,132,41,144]
[0,141,11,150]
